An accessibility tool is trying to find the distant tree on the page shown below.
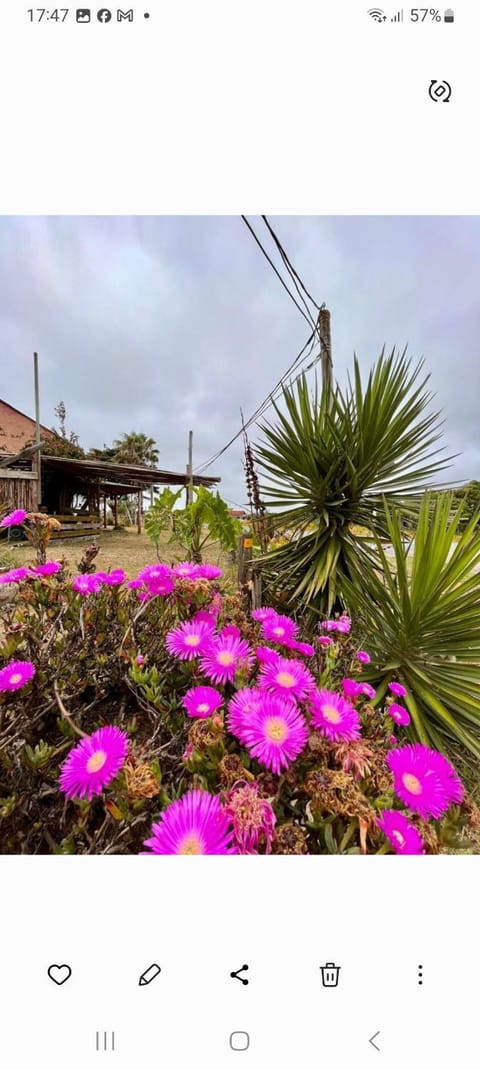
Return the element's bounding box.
[112,432,159,467]
[25,401,84,459]
[86,444,118,463]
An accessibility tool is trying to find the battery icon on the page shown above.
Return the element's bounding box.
[444,8,454,21]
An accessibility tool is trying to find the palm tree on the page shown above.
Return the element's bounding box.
[112,432,159,467]
[255,348,453,623]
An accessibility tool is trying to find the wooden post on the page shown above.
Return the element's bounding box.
[237,532,253,593]
[318,307,332,406]
[33,352,41,508]
[186,430,193,505]
[114,495,119,529]
[137,488,142,534]
[103,495,107,529]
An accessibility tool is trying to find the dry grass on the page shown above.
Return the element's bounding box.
[3,526,235,582]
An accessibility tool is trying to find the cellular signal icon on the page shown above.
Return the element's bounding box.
[367,8,386,21]
[391,9,403,20]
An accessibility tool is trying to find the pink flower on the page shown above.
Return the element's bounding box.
[309,688,361,742]
[72,574,103,595]
[102,568,126,586]
[255,646,281,664]
[258,656,315,702]
[200,634,254,685]
[260,613,298,645]
[389,681,407,697]
[0,567,34,584]
[195,563,223,579]
[191,610,217,631]
[283,638,315,657]
[32,561,62,576]
[0,660,36,692]
[227,687,266,740]
[386,743,464,819]
[377,810,424,855]
[138,564,174,596]
[59,726,128,800]
[182,685,223,719]
[356,650,370,664]
[317,636,332,647]
[225,780,276,854]
[251,607,277,622]
[229,692,308,774]
[136,654,145,666]
[219,624,241,640]
[166,620,214,660]
[172,561,203,579]
[341,678,363,701]
[361,683,376,700]
[0,509,28,528]
[128,579,143,590]
[388,703,410,726]
[142,790,237,854]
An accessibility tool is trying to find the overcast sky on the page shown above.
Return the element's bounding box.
[1,215,479,507]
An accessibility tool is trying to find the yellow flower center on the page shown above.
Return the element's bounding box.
[217,651,235,666]
[403,773,422,795]
[198,703,209,713]
[322,703,342,724]
[273,627,284,636]
[276,671,295,688]
[86,749,108,774]
[265,716,288,743]
[178,834,203,855]
[10,673,22,684]
[393,830,406,847]
[185,634,200,646]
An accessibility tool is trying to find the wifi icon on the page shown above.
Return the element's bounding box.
[368,7,386,19]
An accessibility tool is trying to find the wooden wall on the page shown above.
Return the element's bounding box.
[0,471,38,512]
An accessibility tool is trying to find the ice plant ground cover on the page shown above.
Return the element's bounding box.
[1,552,479,855]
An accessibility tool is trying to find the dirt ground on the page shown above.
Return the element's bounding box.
[2,527,236,582]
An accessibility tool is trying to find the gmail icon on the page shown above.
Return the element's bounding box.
[117,8,133,19]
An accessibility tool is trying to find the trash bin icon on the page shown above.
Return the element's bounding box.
[320,963,341,987]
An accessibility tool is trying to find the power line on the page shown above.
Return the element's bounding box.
[241,216,317,331]
[194,329,319,475]
[261,215,320,317]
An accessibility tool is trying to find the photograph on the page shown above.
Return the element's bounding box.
[1,213,480,856]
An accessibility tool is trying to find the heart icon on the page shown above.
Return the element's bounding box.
[47,964,72,986]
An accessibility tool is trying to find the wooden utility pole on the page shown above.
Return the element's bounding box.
[318,307,333,405]
[186,430,193,505]
[33,352,41,508]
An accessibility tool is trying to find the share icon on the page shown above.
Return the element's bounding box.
[230,964,249,985]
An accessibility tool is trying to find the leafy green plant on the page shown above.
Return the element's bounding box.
[170,486,242,563]
[345,492,480,760]
[144,488,183,558]
[255,349,453,622]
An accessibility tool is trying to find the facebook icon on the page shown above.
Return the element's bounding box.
[117,8,134,19]
[97,8,112,20]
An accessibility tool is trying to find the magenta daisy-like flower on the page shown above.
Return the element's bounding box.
[342,677,364,701]
[336,614,352,634]
[317,635,332,647]
[255,645,281,665]
[59,726,128,800]
[0,508,28,528]
[260,612,298,645]
[142,790,237,854]
[309,688,361,742]
[251,606,277,622]
[225,780,276,854]
[166,619,213,660]
[191,610,217,631]
[389,681,407,697]
[258,656,315,702]
[0,660,36,692]
[195,563,223,579]
[230,692,308,775]
[356,650,370,664]
[32,561,62,577]
[138,564,174,596]
[377,810,424,855]
[0,567,33,584]
[388,703,411,726]
[72,574,103,595]
[172,561,202,579]
[387,743,464,819]
[361,683,376,700]
[283,638,315,657]
[199,634,253,685]
[219,624,241,640]
[227,687,266,741]
[128,579,143,590]
[102,568,126,586]
[182,685,223,719]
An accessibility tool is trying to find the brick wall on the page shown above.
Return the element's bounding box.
[0,399,55,455]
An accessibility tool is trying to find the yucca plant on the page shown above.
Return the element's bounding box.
[346,492,480,760]
[255,348,453,621]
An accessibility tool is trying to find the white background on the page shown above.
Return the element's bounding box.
[1,2,480,1067]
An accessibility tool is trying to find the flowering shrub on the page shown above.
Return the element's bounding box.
[0,555,477,854]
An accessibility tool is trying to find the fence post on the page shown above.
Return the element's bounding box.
[237,532,254,607]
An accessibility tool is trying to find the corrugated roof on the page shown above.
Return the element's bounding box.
[42,455,220,488]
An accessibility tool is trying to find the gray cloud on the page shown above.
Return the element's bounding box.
[1,215,479,505]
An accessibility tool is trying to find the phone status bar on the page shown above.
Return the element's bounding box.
[26,9,151,22]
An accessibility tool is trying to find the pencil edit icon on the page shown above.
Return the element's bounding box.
[138,963,161,986]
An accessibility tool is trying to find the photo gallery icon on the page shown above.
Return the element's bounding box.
[76,8,91,21]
